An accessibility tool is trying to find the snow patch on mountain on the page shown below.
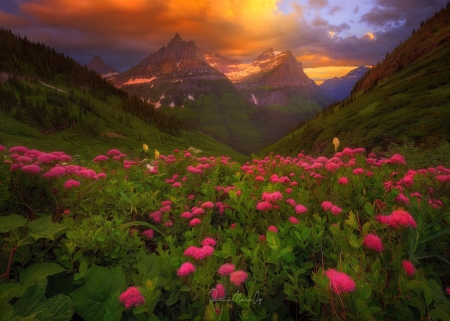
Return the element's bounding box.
[123,77,158,85]
[188,95,194,100]
[252,94,258,105]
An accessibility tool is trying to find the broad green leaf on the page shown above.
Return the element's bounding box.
[360,284,371,301]
[266,231,280,250]
[13,279,47,318]
[329,224,340,236]
[349,234,359,248]
[278,246,293,258]
[430,308,450,321]
[70,265,126,321]
[364,202,374,216]
[301,227,311,242]
[27,216,66,240]
[0,214,27,233]
[20,263,65,286]
[362,222,371,236]
[345,211,359,230]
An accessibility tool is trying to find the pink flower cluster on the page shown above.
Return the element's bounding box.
[229,270,248,286]
[119,286,145,309]
[376,209,417,229]
[210,283,226,299]
[363,233,384,252]
[402,260,416,276]
[184,243,215,260]
[177,262,196,276]
[325,269,356,295]
[321,201,343,215]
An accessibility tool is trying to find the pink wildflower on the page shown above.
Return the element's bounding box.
[177,262,196,276]
[352,168,364,175]
[106,149,122,156]
[9,146,28,153]
[181,211,194,219]
[202,245,215,257]
[322,201,333,211]
[64,179,80,189]
[289,216,299,224]
[143,229,154,239]
[446,287,450,296]
[192,207,205,215]
[119,286,145,309]
[164,221,173,227]
[17,156,33,163]
[331,205,343,216]
[93,155,108,162]
[259,235,266,241]
[325,162,340,172]
[43,166,67,178]
[230,223,236,229]
[325,269,356,295]
[268,225,278,233]
[21,164,41,174]
[338,177,349,184]
[230,270,248,286]
[256,201,273,211]
[0,145,5,152]
[363,234,383,252]
[211,284,226,300]
[98,172,106,178]
[149,211,162,223]
[402,260,416,277]
[201,201,214,209]
[262,191,283,203]
[376,209,417,229]
[255,176,265,181]
[201,237,216,247]
[63,209,70,215]
[218,263,235,276]
[295,204,307,214]
[189,218,201,226]
[286,198,297,207]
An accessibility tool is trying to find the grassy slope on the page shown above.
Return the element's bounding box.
[0,79,248,162]
[260,40,450,163]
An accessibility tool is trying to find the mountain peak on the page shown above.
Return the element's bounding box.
[86,56,119,77]
[171,33,182,42]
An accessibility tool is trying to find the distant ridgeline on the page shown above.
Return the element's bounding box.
[260,4,450,160]
[0,28,194,138]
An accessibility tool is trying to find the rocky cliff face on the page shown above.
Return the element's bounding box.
[319,66,369,100]
[233,49,332,107]
[86,56,120,79]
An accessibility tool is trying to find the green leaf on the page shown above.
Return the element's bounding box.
[360,284,371,301]
[364,202,374,216]
[301,228,311,242]
[277,246,293,258]
[349,234,359,248]
[329,223,340,236]
[266,231,280,250]
[20,263,65,286]
[0,214,27,232]
[345,211,359,230]
[27,216,66,240]
[70,265,126,321]
[13,279,47,318]
[430,308,450,321]
[362,222,371,236]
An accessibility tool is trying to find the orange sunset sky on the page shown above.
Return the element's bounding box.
[0,0,448,83]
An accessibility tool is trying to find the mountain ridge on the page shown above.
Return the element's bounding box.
[320,66,369,101]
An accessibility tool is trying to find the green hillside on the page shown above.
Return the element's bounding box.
[0,28,247,161]
[261,6,450,167]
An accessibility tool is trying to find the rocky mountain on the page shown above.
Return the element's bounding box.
[112,34,298,154]
[113,33,230,106]
[201,50,242,75]
[234,48,333,107]
[319,66,369,101]
[86,56,120,79]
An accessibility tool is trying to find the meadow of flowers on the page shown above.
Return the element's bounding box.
[0,144,449,321]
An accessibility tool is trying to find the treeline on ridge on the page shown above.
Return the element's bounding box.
[0,28,194,137]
